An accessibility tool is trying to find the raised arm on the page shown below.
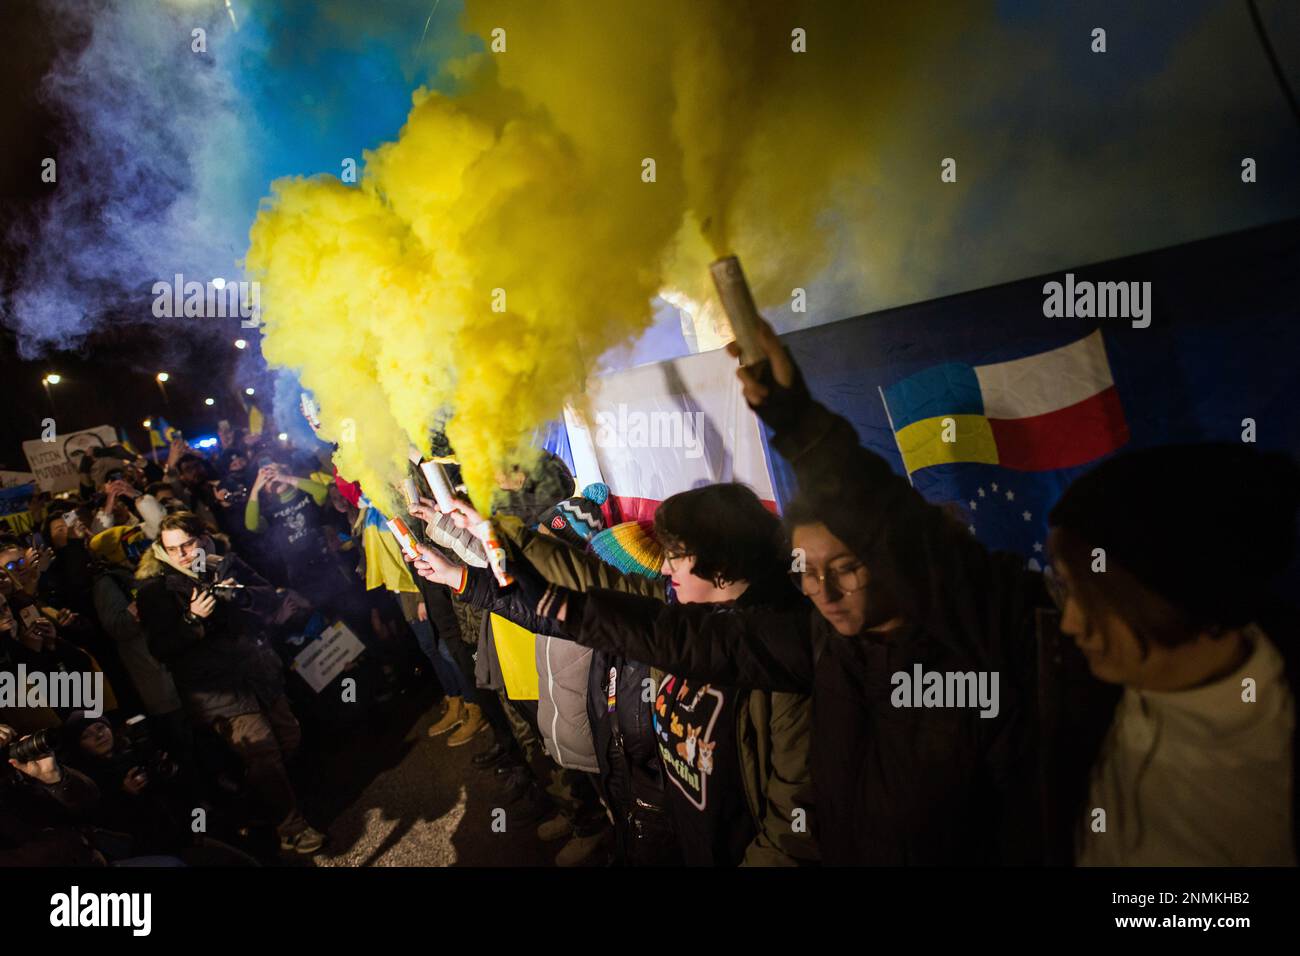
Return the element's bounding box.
[571,590,814,693]
[735,321,1043,668]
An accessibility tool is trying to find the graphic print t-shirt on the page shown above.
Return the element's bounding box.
[653,673,754,866]
[263,491,331,575]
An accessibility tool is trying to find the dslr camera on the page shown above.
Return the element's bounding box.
[2,727,58,764]
[118,714,177,782]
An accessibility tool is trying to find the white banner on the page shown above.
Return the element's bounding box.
[565,346,775,522]
[21,425,119,493]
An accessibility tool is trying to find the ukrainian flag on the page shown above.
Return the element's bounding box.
[147,417,181,450]
[882,363,1000,474]
[359,504,419,594]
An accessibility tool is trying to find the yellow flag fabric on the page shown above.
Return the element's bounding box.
[894,413,999,473]
[361,520,419,594]
[492,614,539,701]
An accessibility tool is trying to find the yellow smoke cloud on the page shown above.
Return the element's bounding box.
[246,0,975,509]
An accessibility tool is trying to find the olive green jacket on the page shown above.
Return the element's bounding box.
[503,520,819,866]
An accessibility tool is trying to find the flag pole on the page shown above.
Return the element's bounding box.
[877,386,915,488]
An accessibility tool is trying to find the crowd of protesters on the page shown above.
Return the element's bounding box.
[5,314,1299,867]
[1,426,423,865]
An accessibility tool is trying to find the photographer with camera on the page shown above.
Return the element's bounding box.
[89,526,184,748]
[2,720,242,867]
[92,474,145,535]
[58,711,256,865]
[134,512,326,855]
[39,504,96,616]
[58,711,176,850]
[1,721,106,863]
[1,723,102,868]
[1,721,180,865]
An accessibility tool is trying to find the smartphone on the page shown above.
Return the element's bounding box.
[19,606,45,630]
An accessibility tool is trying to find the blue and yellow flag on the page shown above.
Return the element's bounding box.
[359,504,418,594]
[147,416,182,449]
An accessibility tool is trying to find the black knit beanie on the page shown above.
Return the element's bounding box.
[1048,443,1300,628]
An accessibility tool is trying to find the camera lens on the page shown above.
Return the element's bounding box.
[8,728,57,763]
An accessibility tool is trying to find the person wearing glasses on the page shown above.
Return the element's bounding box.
[491,318,1046,866]
[0,535,42,599]
[134,512,327,855]
[646,485,818,866]
[412,483,819,867]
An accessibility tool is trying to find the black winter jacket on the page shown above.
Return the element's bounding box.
[552,377,1045,865]
[135,549,285,723]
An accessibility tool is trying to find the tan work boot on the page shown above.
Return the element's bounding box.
[556,830,606,867]
[447,702,488,747]
[427,696,464,737]
[537,814,574,842]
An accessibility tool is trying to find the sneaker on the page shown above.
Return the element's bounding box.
[471,741,510,770]
[280,825,327,855]
[427,696,464,737]
[555,830,606,867]
[446,702,488,747]
[537,814,574,842]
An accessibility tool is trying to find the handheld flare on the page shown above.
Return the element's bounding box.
[709,255,764,366]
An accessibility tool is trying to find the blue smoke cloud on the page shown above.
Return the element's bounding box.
[1,0,471,357]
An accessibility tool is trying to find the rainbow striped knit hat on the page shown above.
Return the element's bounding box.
[588,520,665,579]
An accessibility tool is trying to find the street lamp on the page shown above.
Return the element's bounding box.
[204,397,215,406]
[155,371,170,406]
[41,373,60,413]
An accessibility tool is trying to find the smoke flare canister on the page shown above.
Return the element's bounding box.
[475,519,515,588]
[399,478,420,509]
[420,459,456,512]
[710,255,764,366]
[386,516,421,561]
